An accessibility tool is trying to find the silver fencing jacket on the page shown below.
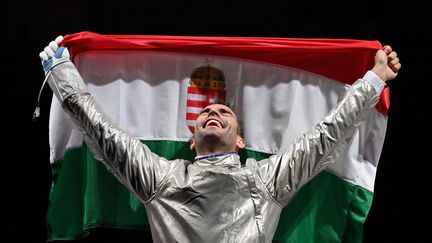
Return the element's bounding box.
[46,60,382,243]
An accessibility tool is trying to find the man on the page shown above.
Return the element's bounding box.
[39,35,400,243]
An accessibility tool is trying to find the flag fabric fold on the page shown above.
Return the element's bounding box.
[47,31,388,242]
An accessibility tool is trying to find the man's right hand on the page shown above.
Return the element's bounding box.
[39,35,70,73]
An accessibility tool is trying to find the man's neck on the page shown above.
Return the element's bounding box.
[195,146,236,157]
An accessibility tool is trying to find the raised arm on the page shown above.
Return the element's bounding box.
[256,47,401,206]
[39,36,178,202]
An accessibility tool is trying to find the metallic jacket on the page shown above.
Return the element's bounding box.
[46,60,380,243]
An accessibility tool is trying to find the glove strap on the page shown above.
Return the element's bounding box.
[33,58,72,121]
[33,71,52,121]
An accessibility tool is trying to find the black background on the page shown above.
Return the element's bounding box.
[5,0,431,242]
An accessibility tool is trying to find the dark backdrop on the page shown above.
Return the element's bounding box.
[5,0,430,242]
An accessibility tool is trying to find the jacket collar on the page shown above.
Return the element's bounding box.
[194,152,240,167]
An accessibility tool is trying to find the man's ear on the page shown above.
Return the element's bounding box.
[190,138,196,150]
[236,135,246,151]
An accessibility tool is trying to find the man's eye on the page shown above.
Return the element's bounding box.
[221,110,232,116]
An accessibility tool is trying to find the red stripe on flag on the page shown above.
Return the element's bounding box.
[376,87,390,116]
[63,31,381,86]
[186,113,199,121]
[187,100,208,108]
[188,126,195,133]
[187,87,206,95]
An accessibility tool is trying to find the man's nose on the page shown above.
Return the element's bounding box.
[208,110,219,117]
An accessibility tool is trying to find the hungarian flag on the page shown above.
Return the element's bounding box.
[47,31,389,242]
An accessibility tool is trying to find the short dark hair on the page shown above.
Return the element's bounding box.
[210,101,243,136]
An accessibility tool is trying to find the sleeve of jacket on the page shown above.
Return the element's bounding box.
[45,60,178,202]
[255,78,381,206]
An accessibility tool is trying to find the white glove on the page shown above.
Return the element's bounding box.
[39,35,70,73]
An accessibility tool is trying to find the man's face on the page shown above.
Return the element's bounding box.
[191,104,245,155]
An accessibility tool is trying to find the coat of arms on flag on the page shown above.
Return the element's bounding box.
[186,59,227,132]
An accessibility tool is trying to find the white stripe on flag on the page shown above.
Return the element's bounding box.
[187,93,206,101]
[187,120,196,126]
[187,107,204,114]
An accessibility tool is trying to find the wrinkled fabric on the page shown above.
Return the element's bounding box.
[46,61,380,243]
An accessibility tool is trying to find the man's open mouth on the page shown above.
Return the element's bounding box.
[204,119,223,128]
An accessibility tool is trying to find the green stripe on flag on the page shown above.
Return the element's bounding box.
[47,141,373,242]
[272,171,373,243]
